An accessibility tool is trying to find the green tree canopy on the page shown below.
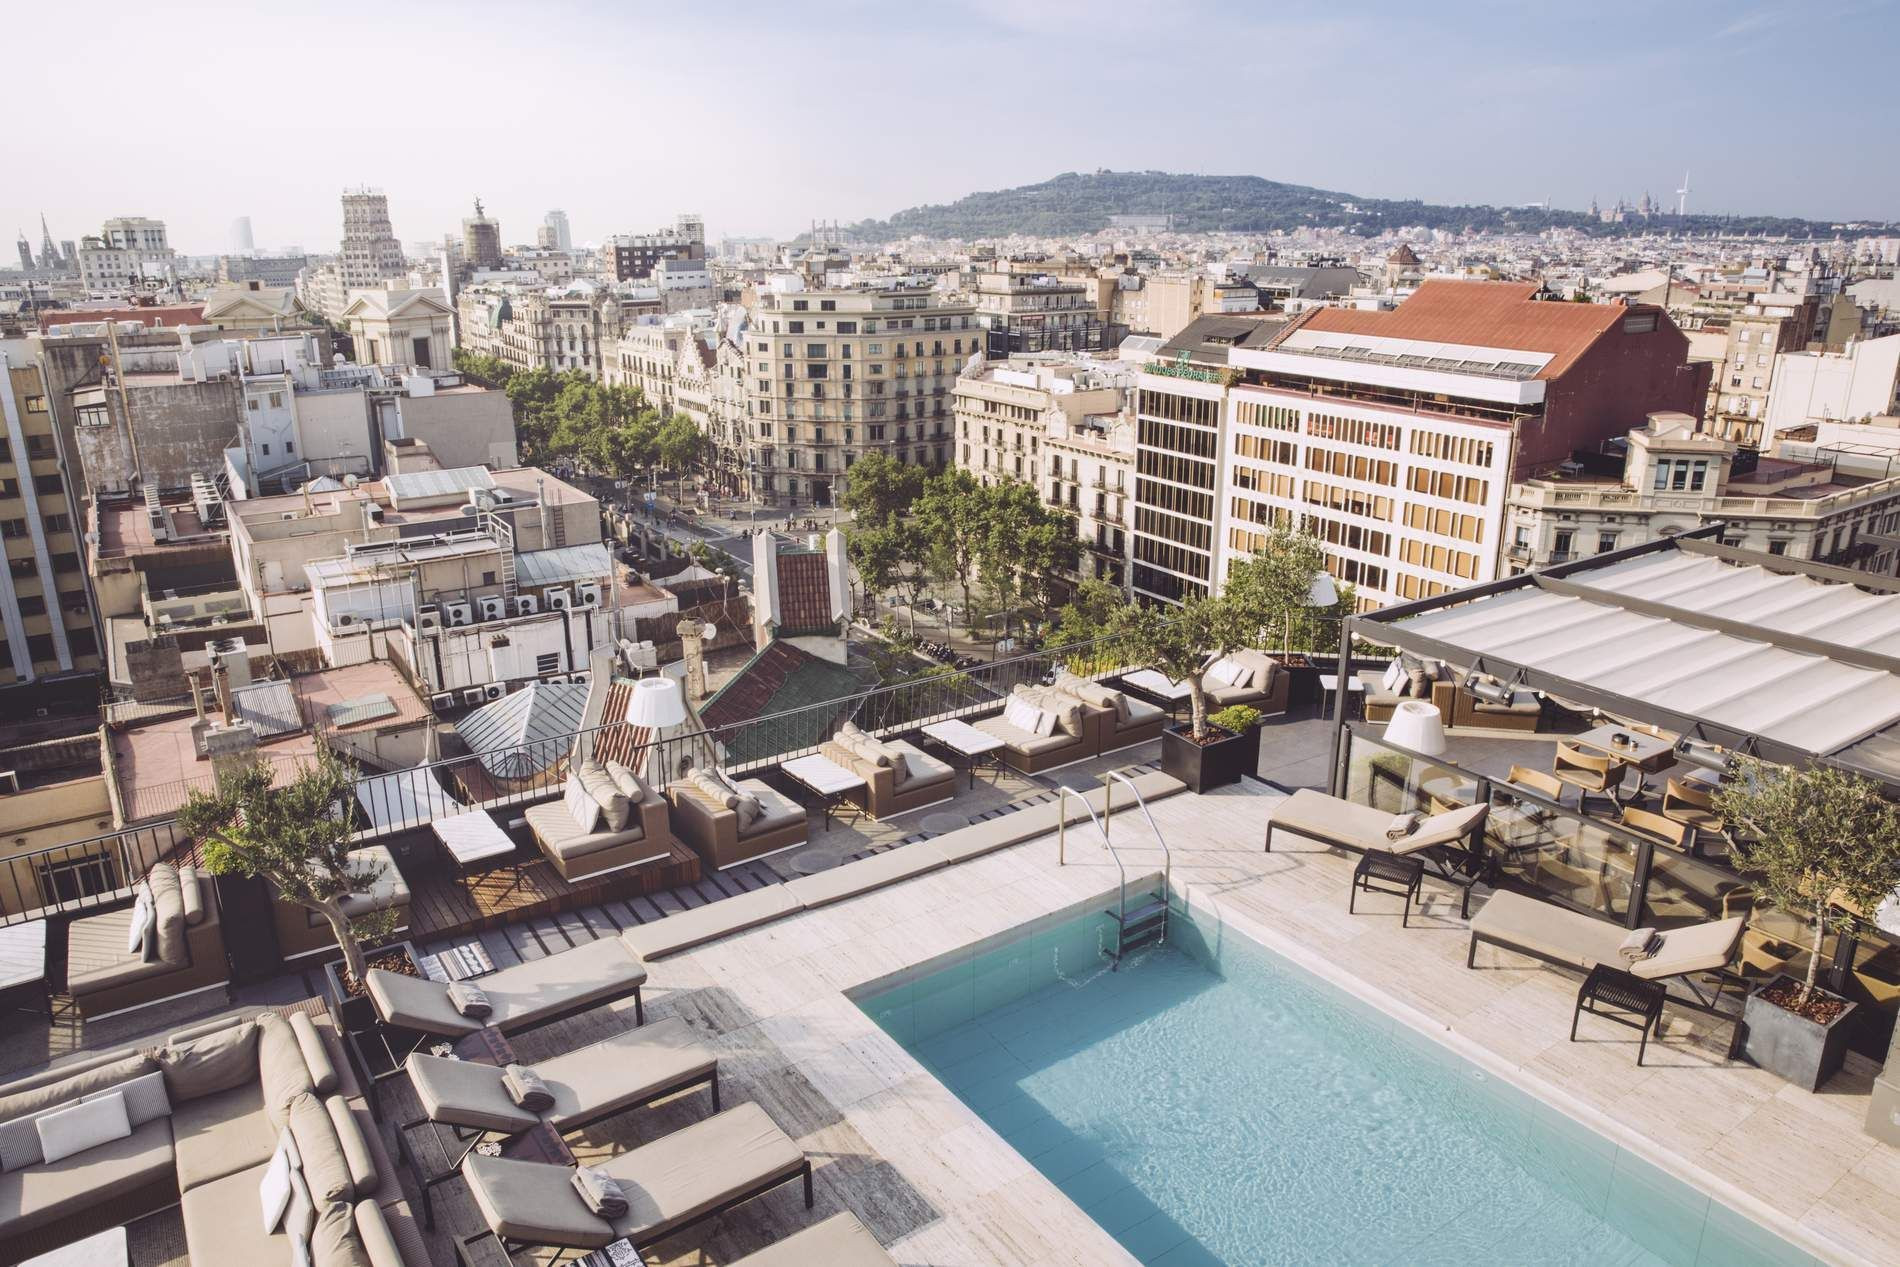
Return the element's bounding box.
[840,451,926,527]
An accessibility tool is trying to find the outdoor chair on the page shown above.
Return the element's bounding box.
[1619,807,1693,853]
[1551,741,1619,810]
[399,1017,718,1226]
[1489,766,1567,868]
[1266,788,1490,917]
[458,1103,812,1256]
[1661,777,1726,850]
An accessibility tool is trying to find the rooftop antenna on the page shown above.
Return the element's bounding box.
[1676,171,1692,217]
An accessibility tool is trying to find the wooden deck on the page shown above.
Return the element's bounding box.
[403,840,706,941]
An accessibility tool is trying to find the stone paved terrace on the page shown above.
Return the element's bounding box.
[402,776,1890,1267]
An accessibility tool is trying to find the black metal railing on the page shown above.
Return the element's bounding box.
[0,821,185,928]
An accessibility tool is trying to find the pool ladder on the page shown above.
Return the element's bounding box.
[1056,771,1173,969]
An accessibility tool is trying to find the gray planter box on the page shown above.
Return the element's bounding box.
[1741,974,1858,1092]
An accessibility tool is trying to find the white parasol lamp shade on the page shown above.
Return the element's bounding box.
[1384,700,1446,756]
[1307,572,1339,608]
[627,676,687,729]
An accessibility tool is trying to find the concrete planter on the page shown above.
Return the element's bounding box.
[1161,723,1259,794]
[1742,974,1858,1092]
[323,938,420,1036]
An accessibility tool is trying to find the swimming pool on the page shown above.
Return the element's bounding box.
[855,898,1814,1267]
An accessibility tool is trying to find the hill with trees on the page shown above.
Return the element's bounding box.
[844,170,1873,241]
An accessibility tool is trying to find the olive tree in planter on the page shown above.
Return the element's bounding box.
[178,749,404,1028]
[1714,760,1900,1090]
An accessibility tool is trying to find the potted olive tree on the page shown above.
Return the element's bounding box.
[179,749,409,1031]
[1715,760,1900,1091]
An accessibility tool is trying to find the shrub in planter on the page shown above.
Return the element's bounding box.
[1715,760,1900,1089]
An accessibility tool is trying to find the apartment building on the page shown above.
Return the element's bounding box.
[0,349,98,682]
[459,281,656,376]
[77,221,175,295]
[1507,412,1900,574]
[974,271,1115,356]
[602,214,705,282]
[337,190,405,290]
[1709,294,1810,446]
[1765,333,1900,432]
[745,279,973,507]
[1130,285,1709,607]
[1047,412,1136,589]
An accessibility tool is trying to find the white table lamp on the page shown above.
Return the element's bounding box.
[1383,699,1446,756]
[626,676,687,729]
[1307,572,1339,608]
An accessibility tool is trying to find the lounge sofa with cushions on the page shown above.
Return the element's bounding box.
[972,684,1103,774]
[1444,682,1543,732]
[273,846,412,963]
[526,760,674,881]
[63,863,229,1020]
[1198,650,1290,715]
[820,722,956,818]
[1050,671,1167,753]
[0,1007,427,1266]
[667,767,808,870]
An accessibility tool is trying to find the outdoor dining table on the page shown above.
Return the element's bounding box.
[1569,723,1676,806]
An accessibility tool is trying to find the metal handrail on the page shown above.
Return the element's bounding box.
[1054,785,1131,930]
[1104,770,1170,933]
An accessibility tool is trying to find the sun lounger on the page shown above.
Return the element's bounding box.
[365,930,648,1041]
[1467,890,1744,983]
[1266,788,1490,915]
[459,1102,811,1254]
[730,1211,896,1267]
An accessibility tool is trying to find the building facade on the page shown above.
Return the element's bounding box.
[338,190,405,291]
[0,350,99,682]
[745,280,973,507]
[462,200,502,270]
[602,215,704,283]
[974,271,1114,356]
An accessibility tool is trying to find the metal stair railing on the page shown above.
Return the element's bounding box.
[1103,770,1171,932]
[1054,785,1129,931]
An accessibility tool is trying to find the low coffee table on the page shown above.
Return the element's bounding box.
[431,809,522,896]
[1118,669,1193,718]
[921,719,1007,788]
[21,1227,126,1266]
[780,753,867,830]
[0,918,49,1019]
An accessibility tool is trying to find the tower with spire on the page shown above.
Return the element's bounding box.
[37,214,58,271]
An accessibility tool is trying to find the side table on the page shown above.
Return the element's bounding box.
[1573,963,1667,1065]
[1349,851,1424,927]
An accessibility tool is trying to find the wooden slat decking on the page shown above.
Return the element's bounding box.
[404,841,703,942]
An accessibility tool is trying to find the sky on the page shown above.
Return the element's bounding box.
[6,0,1897,255]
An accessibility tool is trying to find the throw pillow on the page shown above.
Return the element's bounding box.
[36,1091,130,1164]
[311,1200,373,1267]
[1031,706,1058,738]
[733,790,763,831]
[103,1070,172,1128]
[447,981,491,1019]
[285,1166,316,1267]
[177,865,206,926]
[157,1020,260,1103]
[1208,658,1244,688]
[279,1125,303,1172]
[124,888,154,954]
[605,760,647,804]
[1380,659,1406,694]
[562,775,602,834]
[148,865,187,964]
[0,1112,45,1172]
[1002,696,1036,733]
[287,1092,353,1205]
[580,763,630,832]
[259,1145,294,1232]
[1405,666,1431,698]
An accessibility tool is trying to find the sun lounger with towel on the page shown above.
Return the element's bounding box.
[366,930,648,1041]
[458,1102,811,1255]
[1267,788,1490,915]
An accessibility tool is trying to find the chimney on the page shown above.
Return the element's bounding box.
[211,656,235,723]
[677,615,710,702]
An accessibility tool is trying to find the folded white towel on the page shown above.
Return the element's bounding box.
[1385,813,1420,841]
[502,1063,554,1112]
[1617,928,1660,963]
[447,980,491,1019]
[571,1165,627,1217]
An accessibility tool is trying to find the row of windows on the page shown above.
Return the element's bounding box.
[1230,467,1296,499]
[1134,507,1212,554]
[1393,574,1452,601]
[1234,434,1296,465]
[1235,400,1300,432]
[1402,503,1485,544]
[1138,389,1219,427]
[1131,563,1205,604]
[1406,468,1490,505]
[1398,537,1481,580]
[1302,481,1394,521]
[1304,448,1398,486]
[1409,430,1495,468]
[1138,418,1217,460]
[1332,557,1388,593]
[1306,412,1400,451]
[1136,449,1215,491]
[1307,512,1391,558]
[1133,536,1210,581]
[1229,498,1293,530]
[1135,477,1212,522]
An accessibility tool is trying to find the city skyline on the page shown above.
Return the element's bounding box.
[6,0,1899,253]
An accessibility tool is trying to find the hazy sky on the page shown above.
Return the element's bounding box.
[7,0,1896,255]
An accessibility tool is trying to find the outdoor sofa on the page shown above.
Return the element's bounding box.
[273,845,411,962]
[526,760,675,881]
[971,684,1105,773]
[1199,649,1291,715]
[458,1101,811,1255]
[1050,670,1168,753]
[821,722,957,818]
[667,766,808,869]
[62,862,229,1020]
[0,1007,426,1266]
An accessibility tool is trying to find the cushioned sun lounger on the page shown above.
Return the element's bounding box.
[459,1102,811,1253]
[1467,890,1745,982]
[729,1211,896,1267]
[365,931,648,1039]
[1265,788,1488,856]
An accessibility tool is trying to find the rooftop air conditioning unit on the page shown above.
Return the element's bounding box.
[335,613,356,627]
[545,587,572,611]
[429,692,456,712]
[568,670,591,686]
[416,604,442,633]
[513,595,539,616]
[462,687,486,706]
[477,595,506,622]
[482,682,505,701]
[445,601,474,628]
[574,582,602,608]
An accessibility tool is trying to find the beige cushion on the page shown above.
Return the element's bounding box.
[288,1091,353,1204]
[463,1154,614,1249]
[313,1199,374,1267]
[689,767,737,809]
[605,760,648,804]
[580,762,631,832]
[148,865,188,964]
[0,1053,154,1125]
[475,936,648,1031]
[364,969,480,1038]
[288,1013,340,1095]
[352,1198,402,1267]
[0,1117,173,1240]
[256,1014,315,1129]
[563,775,603,833]
[524,799,655,864]
[729,1211,895,1267]
[157,1019,260,1103]
[64,907,170,996]
[407,1054,540,1135]
[1472,891,1745,981]
[732,779,802,837]
[972,714,1074,755]
[178,866,206,926]
[337,847,408,920]
[171,1078,275,1193]
[326,1096,378,1195]
[179,1161,303,1267]
[884,739,953,787]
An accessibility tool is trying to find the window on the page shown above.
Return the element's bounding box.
[23,395,47,414]
[1766,539,1789,555]
[536,652,561,675]
[787,321,804,334]
[1597,532,1618,553]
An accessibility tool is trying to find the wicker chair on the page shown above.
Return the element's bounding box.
[1552,742,1619,810]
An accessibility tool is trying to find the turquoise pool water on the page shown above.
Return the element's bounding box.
[856,900,1814,1267]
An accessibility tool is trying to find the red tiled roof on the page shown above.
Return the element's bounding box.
[38,305,206,331]
[774,551,834,634]
[591,679,652,767]
[1276,281,1634,380]
[700,641,807,731]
